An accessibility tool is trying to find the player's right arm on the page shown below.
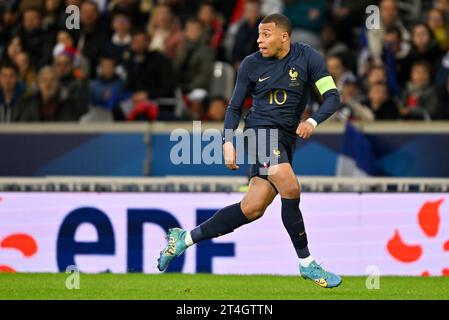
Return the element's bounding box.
[223,58,252,170]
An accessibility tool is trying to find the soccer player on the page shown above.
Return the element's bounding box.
[158,13,342,288]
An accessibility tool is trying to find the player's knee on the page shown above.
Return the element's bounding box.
[241,201,266,221]
[281,183,301,198]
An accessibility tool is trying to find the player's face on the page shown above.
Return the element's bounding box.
[257,22,286,58]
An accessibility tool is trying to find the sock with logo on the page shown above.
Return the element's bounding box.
[281,198,310,258]
[189,202,249,244]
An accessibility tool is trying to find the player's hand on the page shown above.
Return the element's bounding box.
[223,141,239,170]
[296,121,315,139]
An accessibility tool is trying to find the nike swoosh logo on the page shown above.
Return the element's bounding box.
[258,76,271,82]
[314,279,328,288]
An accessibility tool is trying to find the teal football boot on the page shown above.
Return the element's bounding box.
[157,228,188,272]
[300,260,342,288]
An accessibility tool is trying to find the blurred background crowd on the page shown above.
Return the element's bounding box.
[0,0,448,123]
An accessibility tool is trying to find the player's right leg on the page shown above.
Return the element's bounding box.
[157,176,277,272]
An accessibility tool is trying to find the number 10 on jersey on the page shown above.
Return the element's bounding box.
[268,89,287,105]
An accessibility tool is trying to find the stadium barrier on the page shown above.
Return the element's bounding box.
[1,121,449,177]
[0,176,449,192]
[0,191,448,276]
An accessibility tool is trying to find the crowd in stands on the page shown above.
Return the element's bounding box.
[0,0,448,123]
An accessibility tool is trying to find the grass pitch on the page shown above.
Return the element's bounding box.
[0,273,448,300]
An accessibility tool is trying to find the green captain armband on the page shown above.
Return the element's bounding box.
[315,76,337,95]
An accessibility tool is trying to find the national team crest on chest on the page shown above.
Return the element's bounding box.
[289,67,299,87]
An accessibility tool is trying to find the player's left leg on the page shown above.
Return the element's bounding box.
[267,163,342,288]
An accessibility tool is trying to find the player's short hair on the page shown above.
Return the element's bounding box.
[260,13,292,36]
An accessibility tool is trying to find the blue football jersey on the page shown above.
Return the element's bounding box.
[224,42,340,136]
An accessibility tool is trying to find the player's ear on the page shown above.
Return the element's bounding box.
[281,31,289,43]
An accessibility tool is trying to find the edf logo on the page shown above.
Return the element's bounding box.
[56,207,235,273]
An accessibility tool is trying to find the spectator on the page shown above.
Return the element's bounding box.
[109,0,147,29]
[409,23,444,74]
[434,0,449,19]
[204,95,227,121]
[16,7,54,68]
[123,30,176,104]
[329,0,372,47]
[401,61,441,120]
[175,17,214,94]
[362,82,400,120]
[336,78,375,122]
[426,8,449,51]
[14,51,37,92]
[55,30,75,49]
[197,1,224,54]
[52,47,89,116]
[0,0,445,124]
[383,26,412,87]
[0,4,19,47]
[230,0,263,70]
[326,55,356,92]
[283,0,326,49]
[320,24,349,58]
[186,88,208,120]
[107,13,132,64]
[367,0,410,64]
[42,0,64,33]
[319,24,352,71]
[147,4,184,61]
[84,55,125,122]
[53,30,89,76]
[363,65,388,94]
[0,36,23,66]
[13,66,84,121]
[0,63,24,123]
[78,0,109,78]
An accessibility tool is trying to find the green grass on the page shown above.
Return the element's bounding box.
[0,273,448,300]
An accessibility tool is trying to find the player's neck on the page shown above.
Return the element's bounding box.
[276,44,291,60]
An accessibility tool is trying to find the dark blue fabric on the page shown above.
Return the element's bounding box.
[224,42,340,135]
[191,202,249,243]
[281,197,310,258]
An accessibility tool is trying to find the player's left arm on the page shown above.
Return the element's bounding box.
[297,48,340,139]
